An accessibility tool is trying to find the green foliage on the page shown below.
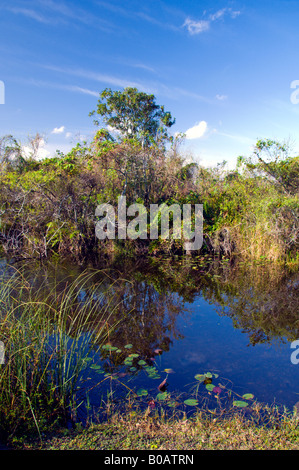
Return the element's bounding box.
[90,87,175,148]
[0,87,297,267]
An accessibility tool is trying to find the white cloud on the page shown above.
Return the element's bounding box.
[185,121,208,140]
[183,18,210,35]
[183,7,241,35]
[22,138,51,160]
[51,126,65,134]
[215,94,227,101]
[209,8,227,21]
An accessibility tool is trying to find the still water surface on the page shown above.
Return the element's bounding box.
[3,255,299,415]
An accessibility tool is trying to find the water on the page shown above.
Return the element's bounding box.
[2,255,299,416]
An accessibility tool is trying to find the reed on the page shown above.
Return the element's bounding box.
[0,266,122,441]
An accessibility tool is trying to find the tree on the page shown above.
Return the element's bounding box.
[89,87,175,148]
[0,135,25,172]
[245,139,299,195]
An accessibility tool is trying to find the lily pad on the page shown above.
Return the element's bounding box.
[242,393,254,400]
[124,344,133,349]
[137,388,148,397]
[194,374,205,382]
[205,384,215,391]
[184,399,199,406]
[102,344,118,351]
[156,392,168,401]
[164,368,175,374]
[124,357,133,365]
[90,364,104,374]
[233,400,249,407]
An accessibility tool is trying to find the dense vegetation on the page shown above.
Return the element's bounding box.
[0,88,298,264]
[0,89,297,449]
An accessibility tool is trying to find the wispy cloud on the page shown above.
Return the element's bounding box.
[2,0,116,32]
[41,64,155,93]
[3,6,53,24]
[37,0,114,30]
[183,18,210,35]
[183,7,241,35]
[217,131,253,145]
[215,94,228,101]
[13,77,100,97]
[95,0,180,32]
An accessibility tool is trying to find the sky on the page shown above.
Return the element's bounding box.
[1,0,299,168]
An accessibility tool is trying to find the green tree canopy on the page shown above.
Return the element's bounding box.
[90,87,175,148]
[245,139,299,195]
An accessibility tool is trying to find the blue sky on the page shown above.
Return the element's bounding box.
[1,0,299,167]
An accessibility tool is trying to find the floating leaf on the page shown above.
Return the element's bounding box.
[124,357,133,365]
[129,367,137,372]
[205,384,214,391]
[184,399,199,406]
[242,393,254,400]
[164,368,175,374]
[233,400,248,407]
[90,364,103,370]
[156,392,168,401]
[124,344,133,349]
[149,373,161,379]
[116,349,122,353]
[194,374,205,382]
[205,372,213,378]
[102,344,118,351]
[129,353,139,358]
[137,388,148,397]
[138,360,147,365]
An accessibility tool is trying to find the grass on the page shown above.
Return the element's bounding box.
[0,266,124,443]
[13,403,299,450]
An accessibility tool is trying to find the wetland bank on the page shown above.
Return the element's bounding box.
[0,88,298,449]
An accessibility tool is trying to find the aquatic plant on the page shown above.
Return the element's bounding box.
[0,266,125,441]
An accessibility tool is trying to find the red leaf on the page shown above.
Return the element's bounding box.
[148,400,155,409]
[158,378,167,391]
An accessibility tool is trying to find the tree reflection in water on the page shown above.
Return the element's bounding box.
[8,255,299,367]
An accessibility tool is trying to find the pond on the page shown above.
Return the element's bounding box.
[1,255,299,419]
